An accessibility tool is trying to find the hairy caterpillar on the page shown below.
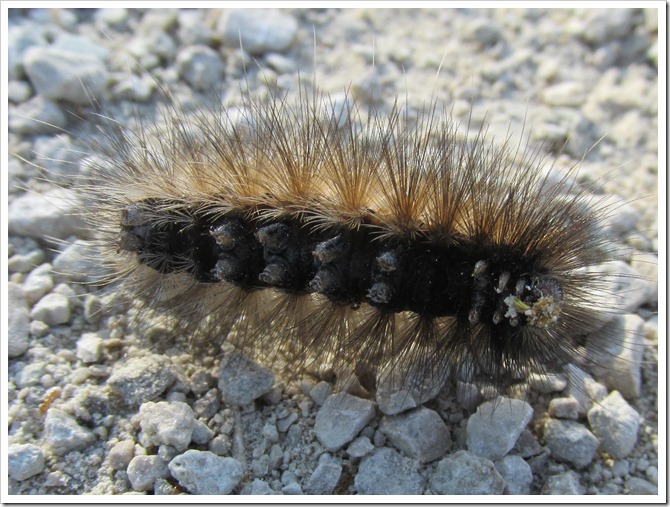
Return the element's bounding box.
[6,6,660,497]
[76,78,631,401]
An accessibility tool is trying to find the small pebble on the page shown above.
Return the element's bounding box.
[8,96,67,135]
[276,412,298,433]
[127,455,170,492]
[354,448,424,495]
[241,479,278,495]
[548,396,580,420]
[218,352,274,406]
[8,282,30,358]
[169,450,244,495]
[22,263,54,304]
[138,401,195,451]
[53,240,102,284]
[543,419,599,469]
[380,407,451,463]
[8,443,45,481]
[281,482,303,495]
[304,462,342,495]
[175,45,224,91]
[23,46,108,104]
[220,9,298,55]
[466,397,533,460]
[191,420,215,445]
[30,293,71,326]
[512,429,543,458]
[76,332,103,363]
[541,471,584,495]
[586,314,645,399]
[494,455,533,495]
[587,390,641,459]
[44,409,96,455]
[107,355,177,407]
[431,450,505,495]
[314,393,375,452]
[626,477,658,495]
[375,363,444,415]
[528,373,567,393]
[309,381,332,406]
[108,440,135,470]
[8,188,85,241]
[346,436,375,459]
[8,79,32,103]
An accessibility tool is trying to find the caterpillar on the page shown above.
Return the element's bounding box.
[77,79,627,400]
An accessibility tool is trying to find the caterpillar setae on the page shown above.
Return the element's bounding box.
[76,77,631,401]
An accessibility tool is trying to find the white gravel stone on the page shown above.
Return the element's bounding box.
[314,393,375,452]
[76,332,103,363]
[108,440,135,470]
[309,381,332,406]
[107,355,177,407]
[548,396,580,420]
[218,352,274,406]
[44,408,96,455]
[543,419,600,469]
[53,240,103,284]
[30,292,71,326]
[139,401,195,452]
[466,397,533,460]
[626,477,658,495]
[241,479,278,495]
[9,96,67,135]
[456,381,482,411]
[577,8,637,44]
[8,80,32,103]
[15,361,47,388]
[512,429,543,458]
[305,462,342,494]
[587,261,650,313]
[8,282,30,358]
[380,407,451,463]
[541,470,584,494]
[586,314,645,399]
[281,482,303,495]
[127,455,170,492]
[631,251,658,305]
[8,443,45,481]
[354,447,424,495]
[465,17,503,46]
[8,250,45,274]
[587,390,641,459]
[346,436,375,458]
[564,364,608,416]
[494,455,533,495]
[8,24,47,81]
[528,373,567,394]
[176,45,224,91]
[53,33,110,60]
[111,73,156,102]
[191,420,215,445]
[431,450,505,495]
[23,263,54,304]
[375,361,445,415]
[23,46,108,104]
[541,81,587,107]
[220,9,298,55]
[169,450,244,495]
[8,188,86,240]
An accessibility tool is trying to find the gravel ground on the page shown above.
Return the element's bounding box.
[5,6,661,497]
